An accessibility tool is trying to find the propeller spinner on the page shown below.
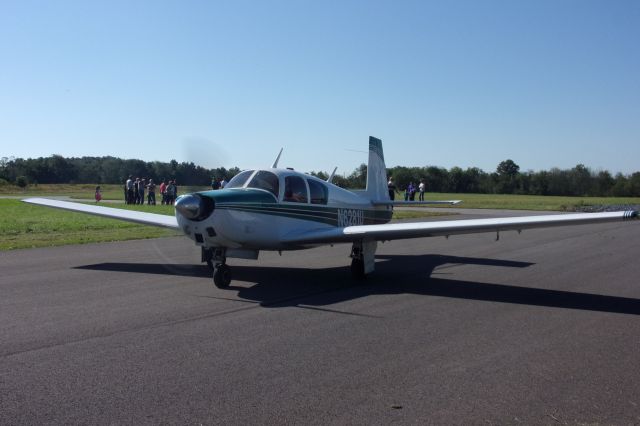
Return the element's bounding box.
[175,194,215,221]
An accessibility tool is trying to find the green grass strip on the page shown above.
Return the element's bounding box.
[0,199,179,250]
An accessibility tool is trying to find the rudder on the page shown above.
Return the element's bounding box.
[366,136,390,201]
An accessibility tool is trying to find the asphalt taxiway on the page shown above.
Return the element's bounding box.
[1,210,639,424]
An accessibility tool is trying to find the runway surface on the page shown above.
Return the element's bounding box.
[2,210,640,424]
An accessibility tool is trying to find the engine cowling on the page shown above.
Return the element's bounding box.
[175,194,215,221]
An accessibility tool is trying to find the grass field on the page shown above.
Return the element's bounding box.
[0,199,180,250]
[1,184,638,251]
[392,191,640,211]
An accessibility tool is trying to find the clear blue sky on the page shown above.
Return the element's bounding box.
[1,0,639,175]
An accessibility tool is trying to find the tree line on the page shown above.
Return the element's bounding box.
[1,155,640,197]
[0,155,240,187]
[391,160,640,197]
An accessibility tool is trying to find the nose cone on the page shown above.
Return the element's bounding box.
[175,194,214,221]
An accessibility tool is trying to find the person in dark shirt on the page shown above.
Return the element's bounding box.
[138,178,146,205]
[165,180,177,205]
[387,177,396,200]
[212,178,221,190]
[146,179,156,205]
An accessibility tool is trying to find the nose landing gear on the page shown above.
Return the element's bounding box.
[202,247,231,288]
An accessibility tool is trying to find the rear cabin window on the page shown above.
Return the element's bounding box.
[247,171,279,199]
[283,176,308,203]
[308,179,328,204]
[226,170,254,189]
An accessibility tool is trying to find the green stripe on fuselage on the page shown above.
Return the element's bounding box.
[199,188,278,204]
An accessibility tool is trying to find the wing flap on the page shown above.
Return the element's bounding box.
[23,198,179,229]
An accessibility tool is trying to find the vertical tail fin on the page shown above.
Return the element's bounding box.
[366,136,390,201]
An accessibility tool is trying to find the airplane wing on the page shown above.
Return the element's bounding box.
[282,210,638,245]
[22,198,179,229]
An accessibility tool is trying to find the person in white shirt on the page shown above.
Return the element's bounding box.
[126,176,134,204]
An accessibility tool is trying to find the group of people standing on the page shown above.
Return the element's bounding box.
[404,180,426,201]
[211,177,228,190]
[387,177,426,201]
[124,176,177,205]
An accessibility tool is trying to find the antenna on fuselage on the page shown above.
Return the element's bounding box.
[327,166,337,183]
[271,148,283,168]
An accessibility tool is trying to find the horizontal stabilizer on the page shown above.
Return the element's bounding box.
[22,198,179,229]
[372,200,462,206]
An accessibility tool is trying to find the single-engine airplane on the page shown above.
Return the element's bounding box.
[24,137,638,288]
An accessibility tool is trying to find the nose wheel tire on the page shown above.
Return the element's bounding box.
[213,264,231,288]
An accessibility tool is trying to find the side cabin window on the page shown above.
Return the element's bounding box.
[247,170,279,199]
[308,179,328,205]
[226,170,254,189]
[283,175,308,203]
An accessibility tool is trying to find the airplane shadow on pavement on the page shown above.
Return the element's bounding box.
[75,254,640,317]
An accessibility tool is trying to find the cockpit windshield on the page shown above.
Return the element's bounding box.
[226,170,254,189]
[247,170,279,198]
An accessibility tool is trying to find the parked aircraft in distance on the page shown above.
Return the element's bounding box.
[24,137,638,288]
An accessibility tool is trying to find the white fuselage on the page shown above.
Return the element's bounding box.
[175,168,392,251]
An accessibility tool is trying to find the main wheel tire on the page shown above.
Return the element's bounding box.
[351,258,365,280]
[213,264,231,288]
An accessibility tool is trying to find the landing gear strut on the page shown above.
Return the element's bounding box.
[350,240,377,280]
[203,247,231,288]
[202,247,214,271]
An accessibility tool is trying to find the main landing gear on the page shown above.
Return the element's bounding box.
[350,246,365,280]
[202,247,231,288]
[350,240,377,280]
